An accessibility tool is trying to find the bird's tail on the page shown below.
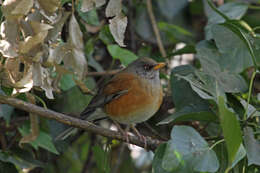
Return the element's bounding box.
[55,107,106,140]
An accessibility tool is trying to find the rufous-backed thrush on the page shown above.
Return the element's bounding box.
[57,57,165,141]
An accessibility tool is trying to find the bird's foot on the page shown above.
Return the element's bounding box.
[131,125,147,150]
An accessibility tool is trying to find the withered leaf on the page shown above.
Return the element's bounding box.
[69,14,84,50]
[29,21,53,34]
[81,0,106,12]
[11,0,33,15]
[37,0,60,15]
[0,19,19,43]
[19,31,48,54]
[105,0,121,17]
[109,13,127,47]
[0,40,18,57]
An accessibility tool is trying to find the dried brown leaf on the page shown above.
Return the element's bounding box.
[32,62,42,86]
[69,14,83,50]
[81,0,106,12]
[46,11,70,41]
[105,0,121,17]
[11,0,33,15]
[19,93,39,144]
[0,19,19,43]
[37,0,60,15]
[2,0,22,19]
[13,66,33,94]
[72,48,87,79]
[0,40,18,57]
[0,19,19,57]
[4,57,22,83]
[29,21,53,34]
[41,68,54,99]
[95,0,106,7]
[109,13,127,47]
[47,43,71,65]
[19,31,48,54]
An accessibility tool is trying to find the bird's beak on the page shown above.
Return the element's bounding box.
[153,63,166,70]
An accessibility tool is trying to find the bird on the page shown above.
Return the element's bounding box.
[56,57,165,142]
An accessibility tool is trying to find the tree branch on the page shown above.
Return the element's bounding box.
[146,0,167,58]
[0,95,163,150]
[85,70,120,77]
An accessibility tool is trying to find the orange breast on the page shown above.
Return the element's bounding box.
[103,73,163,124]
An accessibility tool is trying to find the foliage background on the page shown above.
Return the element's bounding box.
[0,0,260,172]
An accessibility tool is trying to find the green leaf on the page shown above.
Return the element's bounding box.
[92,145,110,173]
[218,96,242,165]
[158,105,216,125]
[19,126,59,155]
[152,144,171,173]
[211,24,253,73]
[158,22,193,43]
[107,44,138,66]
[0,150,42,170]
[158,65,215,125]
[99,25,115,45]
[196,40,248,93]
[205,2,248,39]
[162,126,219,172]
[244,127,260,166]
[54,77,95,113]
[167,44,196,57]
[76,5,99,26]
[60,74,76,91]
[230,144,246,168]
[240,99,260,118]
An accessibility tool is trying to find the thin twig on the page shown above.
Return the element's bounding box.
[85,70,120,77]
[0,95,163,150]
[146,0,167,57]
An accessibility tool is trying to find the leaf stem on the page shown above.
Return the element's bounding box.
[209,138,225,150]
[206,0,229,21]
[243,71,257,121]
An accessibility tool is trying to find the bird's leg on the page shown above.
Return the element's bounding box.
[131,124,147,149]
[113,121,130,143]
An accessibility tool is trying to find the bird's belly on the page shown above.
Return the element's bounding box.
[104,85,162,124]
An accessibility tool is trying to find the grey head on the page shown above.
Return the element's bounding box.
[123,57,165,83]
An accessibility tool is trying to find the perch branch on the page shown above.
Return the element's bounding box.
[85,70,120,77]
[0,95,163,150]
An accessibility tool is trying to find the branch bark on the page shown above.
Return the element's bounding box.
[0,95,163,150]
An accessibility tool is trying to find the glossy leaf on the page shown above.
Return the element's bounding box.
[218,96,242,164]
[205,2,248,38]
[158,65,215,125]
[244,127,260,166]
[162,126,219,172]
[196,40,248,93]
[211,24,253,73]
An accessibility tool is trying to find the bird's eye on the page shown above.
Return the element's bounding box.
[143,64,152,71]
